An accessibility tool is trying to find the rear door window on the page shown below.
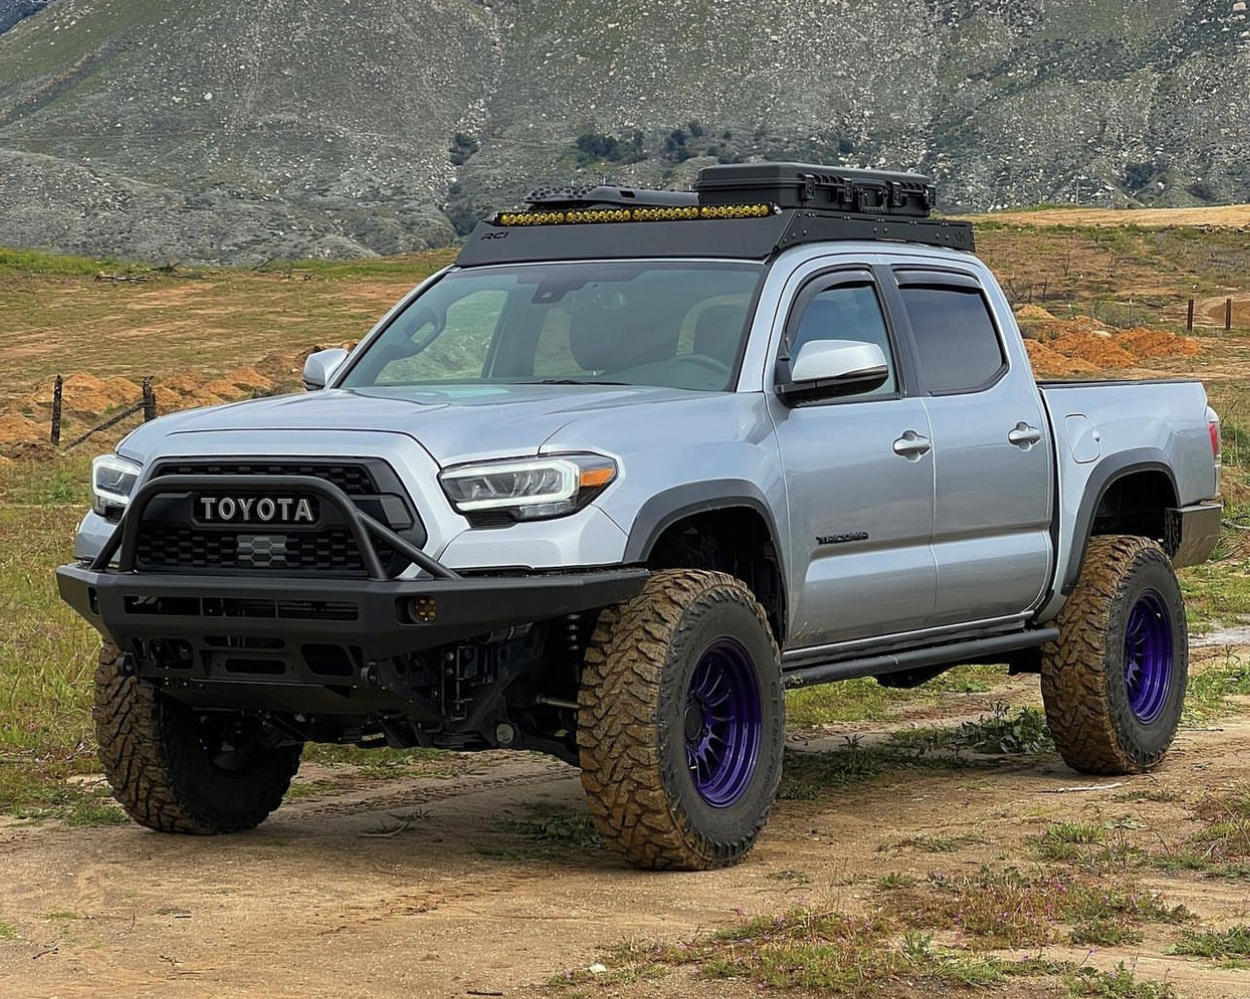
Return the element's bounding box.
[896,274,1006,394]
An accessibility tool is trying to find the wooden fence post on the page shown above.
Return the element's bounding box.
[1187,299,1195,333]
[50,375,63,446]
[1228,299,1234,331]
[142,377,156,422]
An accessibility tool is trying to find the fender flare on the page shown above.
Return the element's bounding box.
[622,481,785,566]
[1060,449,1178,596]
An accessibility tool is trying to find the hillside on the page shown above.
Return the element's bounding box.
[2,0,1250,263]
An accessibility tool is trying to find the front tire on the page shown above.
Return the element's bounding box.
[577,570,784,870]
[1041,536,1188,775]
[94,643,303,833]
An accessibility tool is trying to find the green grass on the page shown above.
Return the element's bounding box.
[1068,964,1177,999]
[1171,924,1250,963]
[0,502,98,756]
[0,921,18,940]
[0,247,138,277]
[0,764,125,825]
[879,866,1190,952]
[554,903,1176,998]
[785,666,1000,727]
[1034,821,1108,862]
[1182,653,1250,723]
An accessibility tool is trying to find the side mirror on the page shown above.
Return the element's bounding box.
[778,340,889,402]
[302,348,349,391]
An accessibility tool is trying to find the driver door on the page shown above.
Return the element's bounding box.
[768,269,937,649]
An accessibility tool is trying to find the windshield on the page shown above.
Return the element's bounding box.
[338,261,764,392]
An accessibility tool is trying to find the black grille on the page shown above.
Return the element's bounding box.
[135,459,421,576]
[136,526,368,573]
[153,462,378,496]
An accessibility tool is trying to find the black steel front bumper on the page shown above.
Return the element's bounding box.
[55,472,648,715]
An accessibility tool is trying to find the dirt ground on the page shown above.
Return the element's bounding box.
[3,651,1250,999]
[963,205,1250,229]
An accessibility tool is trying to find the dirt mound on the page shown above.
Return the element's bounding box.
[1024,339,1099,378]
[0,413,46,445]
[100,377,144,405]
[201,379,249,401]
[1047,332,1138,369]
[1115,327,1203,359]
[151,386,185,412]
[255,352,303,382]
[159,374,201,394]
[1015,304,1058,322]
[227,366,275,391]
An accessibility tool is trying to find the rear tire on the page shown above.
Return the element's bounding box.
[94,643,303,833]
[577,570,784,870]
[1041,536,1188,775]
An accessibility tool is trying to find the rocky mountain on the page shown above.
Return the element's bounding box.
[1,0,1248,264]
[0,0,52,35]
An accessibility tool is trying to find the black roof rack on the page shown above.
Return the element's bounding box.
[456,163,973,266]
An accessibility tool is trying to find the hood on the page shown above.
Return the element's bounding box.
[120,383,712,466]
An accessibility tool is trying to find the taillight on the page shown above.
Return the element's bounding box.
[1207,406,1221,494]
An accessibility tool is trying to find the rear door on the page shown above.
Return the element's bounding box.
[768,266,937,649]
[886,266,1053,626]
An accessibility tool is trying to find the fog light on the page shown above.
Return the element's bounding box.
[409,596,438,624]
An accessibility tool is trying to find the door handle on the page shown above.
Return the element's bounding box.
[1008,422,1043,448]
[892,430,932,459]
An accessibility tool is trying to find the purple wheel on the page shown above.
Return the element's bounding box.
[684,639,763,807]
[1124,589,1173,724]
[578,570,784,870]
[1042,536,1188,776]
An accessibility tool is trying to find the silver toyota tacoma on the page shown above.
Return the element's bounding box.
[57,164,1223,870]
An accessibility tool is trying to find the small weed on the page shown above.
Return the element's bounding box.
[1171,924,1250,963]
[765,869,812,885]
[1113,787,1181,804]
[1069,921,1144,946]
[42,910,83,921]
[1067,963,1176,999]
[949,704,1053,755]
[489,806,601,850]
[284,778,341,801]
[876,872,917,890]
[889,833,988,854]
[1035,821,1107,861]
[0,922,18,940]
[778,739,975,801]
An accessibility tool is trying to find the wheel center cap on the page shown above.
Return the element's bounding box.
[684,703,704,742]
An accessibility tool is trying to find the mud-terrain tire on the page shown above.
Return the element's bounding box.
[577,570,784,870]
[94,643,303,833]
[1041,536,1188,775]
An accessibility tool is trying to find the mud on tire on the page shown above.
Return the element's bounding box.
[577,570,784,871]
[94,643,303,833]
[1041,536,1188,775]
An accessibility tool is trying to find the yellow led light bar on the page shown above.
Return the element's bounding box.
[494,203,777,227]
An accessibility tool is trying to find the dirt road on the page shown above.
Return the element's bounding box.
[3,662,1250,999]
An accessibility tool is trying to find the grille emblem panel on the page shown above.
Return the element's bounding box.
[197,496,317,524]
[236,535,290,568]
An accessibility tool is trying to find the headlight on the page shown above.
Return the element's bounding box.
[439,454,618,521]
[91,454,143,518]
